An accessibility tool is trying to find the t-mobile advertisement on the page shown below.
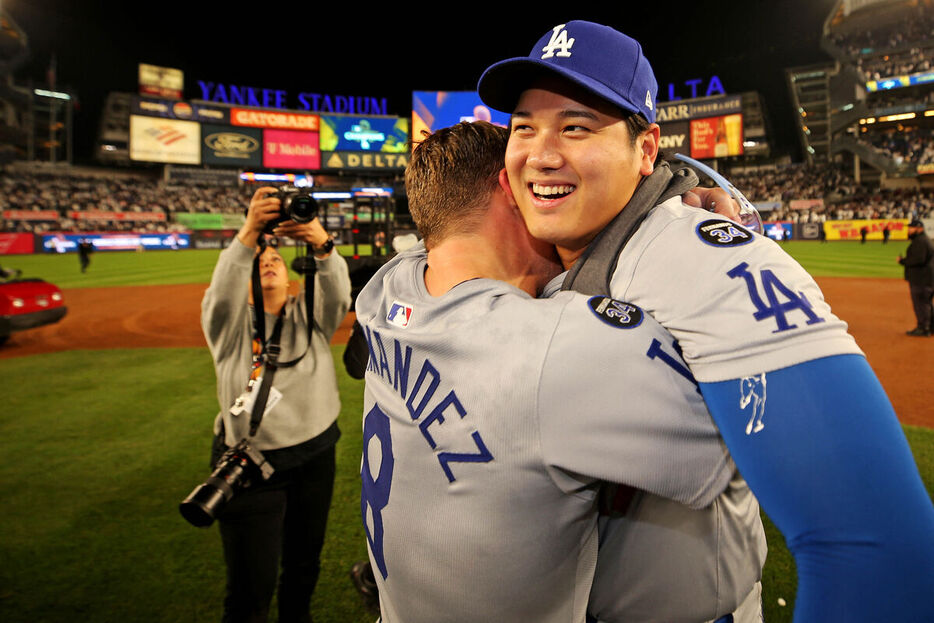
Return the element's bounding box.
[263,129,320,169]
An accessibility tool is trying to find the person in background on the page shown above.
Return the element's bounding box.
[479,19,934,622]
[898,218,934,337]
[200,187,351,623]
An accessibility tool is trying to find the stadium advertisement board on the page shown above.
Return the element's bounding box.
[319,151,408,171]
[825,219,909,241]
[175,213,245,230]
[41,233,190,253]
[799,222,823,240]
[132,96,228,124]
[658,121,690,153]
[201,124,263,167]
[754,201,783,213]
[319,116,409,153]
[191,230,237,249]
[690,113,743,159]
[69,210,166,223]
[656,94,742,123]
[0,233,35,255]
[263,129,320,169]
[138,63,184,100]
[231,108,319,132]
[130,115,200,164]
[3,210,60,222]
[763,222,793,241]
[789,198,825,211]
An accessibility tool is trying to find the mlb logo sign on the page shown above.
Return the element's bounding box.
[387,301,413,328]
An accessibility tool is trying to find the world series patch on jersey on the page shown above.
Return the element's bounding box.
[353,246,733,623]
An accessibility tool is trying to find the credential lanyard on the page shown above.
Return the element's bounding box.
[246,243,315,437]
[248,310,284,437]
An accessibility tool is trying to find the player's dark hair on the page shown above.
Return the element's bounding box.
[625,111,651,147]
[406,121,508,248]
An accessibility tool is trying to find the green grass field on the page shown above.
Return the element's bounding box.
[2,244,378,289]
[0,240,927,622]
[1,239,907,290]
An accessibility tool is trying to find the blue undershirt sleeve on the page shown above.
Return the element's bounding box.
[699,354,934,622]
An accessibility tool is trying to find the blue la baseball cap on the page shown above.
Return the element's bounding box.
[477,21,658,123]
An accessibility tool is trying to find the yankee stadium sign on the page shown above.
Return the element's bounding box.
[196,81,388,115]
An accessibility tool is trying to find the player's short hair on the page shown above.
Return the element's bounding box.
[406,121,508,248]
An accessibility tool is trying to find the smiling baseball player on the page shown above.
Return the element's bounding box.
[355,120,736,622]
[479,20,934,622]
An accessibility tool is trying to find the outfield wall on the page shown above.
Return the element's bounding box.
[761,218,925,242]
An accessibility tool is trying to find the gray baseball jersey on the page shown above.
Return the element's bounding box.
[354,245,733,623]
[611,197,863,383]
[578,196,863,622]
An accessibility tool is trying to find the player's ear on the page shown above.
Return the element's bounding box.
[498,169,518,207]
[638,124,660,176]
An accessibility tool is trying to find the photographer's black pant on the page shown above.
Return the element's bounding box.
[218,444,336,623]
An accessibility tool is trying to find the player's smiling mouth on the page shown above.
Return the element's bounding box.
[531,183,576,200]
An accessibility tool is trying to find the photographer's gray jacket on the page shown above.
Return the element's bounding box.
[202,239,351,454]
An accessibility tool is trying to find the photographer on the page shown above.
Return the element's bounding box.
[200,186,351,623]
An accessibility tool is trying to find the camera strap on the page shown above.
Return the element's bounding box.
[246,242,317,436]
[248,310,284,437]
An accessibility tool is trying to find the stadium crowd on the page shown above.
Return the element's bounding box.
[0,171,250,233]
[0,163,932,235]
[859,125,934,169]
[828,2,934,62]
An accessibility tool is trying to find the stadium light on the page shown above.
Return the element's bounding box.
[34,89,71,101]
[878,113,916,122]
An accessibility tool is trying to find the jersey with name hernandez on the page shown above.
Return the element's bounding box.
[354,245,732,623]
[606,197,863,383]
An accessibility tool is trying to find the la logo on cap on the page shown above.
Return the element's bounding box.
[645,91,653,110]
[541,24,575,59]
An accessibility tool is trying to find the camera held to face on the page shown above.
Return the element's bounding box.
[252,185,320,234]
[179,439,275,527]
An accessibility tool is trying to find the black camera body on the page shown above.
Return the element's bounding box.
[179,438,275,527]
[254,185,320,234]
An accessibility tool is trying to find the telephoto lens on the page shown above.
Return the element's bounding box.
[179,453,251,527]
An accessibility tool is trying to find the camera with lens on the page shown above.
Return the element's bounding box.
[252,185,320,234]
[179,438,275,528]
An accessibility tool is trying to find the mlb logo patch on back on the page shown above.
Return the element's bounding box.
[387,301,413,328]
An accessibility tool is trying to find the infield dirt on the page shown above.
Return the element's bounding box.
[2,277,931,429]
